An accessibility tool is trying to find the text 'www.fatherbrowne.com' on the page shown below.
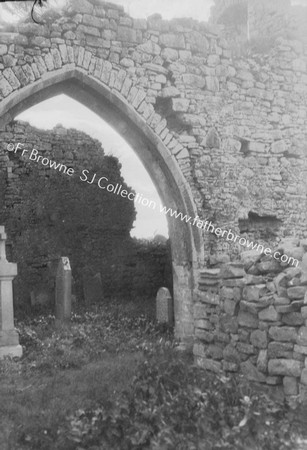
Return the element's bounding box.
[159,205,299,268]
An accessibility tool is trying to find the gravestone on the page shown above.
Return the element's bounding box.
[156,287,174,325]
[0,226,22,358]
[55,257,71,327]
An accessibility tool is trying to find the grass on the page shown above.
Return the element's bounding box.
[0,298,306,449]
[0,297,172,449]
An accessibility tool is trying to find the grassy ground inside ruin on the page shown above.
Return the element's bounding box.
[0,299,307,450]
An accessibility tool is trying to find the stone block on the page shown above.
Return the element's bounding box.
[240,250,261,269]
[276,301,303,314]
[206,76,219,92]
[240,301,265,315]
[257,260,281,273]
[242,284,267,302]
[274,272,288,291]
[297,327,307,346]
[224,299,237,315]
[250,330,267,348]
[193,342,206,357]
[196,357,222,373]
[0,345,22,358]
[205,344,223,360]
[273,295,289,305]
[266,376,281,385]
[238,310,258,328]
[193,303,207,319]
[194,319,213,330]
[287,286,307,300]
[171,98,190,112]
[220,314,238,333]
[237,342,255,355]
[294,345,307,355]
[223,361,238,372]
[282,313,304,326]
[222,278,245,287]
[181,73,206,88]
[301,307,307,319]
[159,33,185,49]
[223,344,241,364]
[300,368,307,385]
[195,329,214,343]
[245,275,264,285]
[299,384,307,403]
[268,326,297,342]
[283,376,298,396]
[268,359,303,377]
[198,291,220,305]
[220,263,245,279]
[204,128,220,148]
[220,287,234,300]
[199,268,220,278]
[161,86,180,97]
[257,350,268,373]
[268,342,293,358]
[259,306,280,322]
[271,140,286,154]
[138,40,161,55]
[241,360,266,382]
[0,45,7,56]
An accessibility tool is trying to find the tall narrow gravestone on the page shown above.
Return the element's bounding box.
[156,287,174,325]
[0,226,22,358]
[55,257,72,327]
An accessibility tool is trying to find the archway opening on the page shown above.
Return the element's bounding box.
[0,68,201,344]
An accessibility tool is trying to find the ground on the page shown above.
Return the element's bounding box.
[0,298,307,450]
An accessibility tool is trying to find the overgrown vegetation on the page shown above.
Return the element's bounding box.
[0,300,306,449]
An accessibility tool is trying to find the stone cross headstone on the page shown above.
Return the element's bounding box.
[0,226,22,358]
[55,257,72,327]
[156,287,174,325]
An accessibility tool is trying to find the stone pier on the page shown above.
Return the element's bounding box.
[0,226,22,358]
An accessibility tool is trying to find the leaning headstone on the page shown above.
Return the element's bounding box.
[83,272,103,304]
[0,226,22,358]
[156,287,174,325]
[55,257,71,327]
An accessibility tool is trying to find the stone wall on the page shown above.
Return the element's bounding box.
[0,120,171,307]
[194,237,307,403]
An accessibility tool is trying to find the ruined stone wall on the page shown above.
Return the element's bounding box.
[194,238,307,404]
[0,120,171,306]
[0,0,306,261]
